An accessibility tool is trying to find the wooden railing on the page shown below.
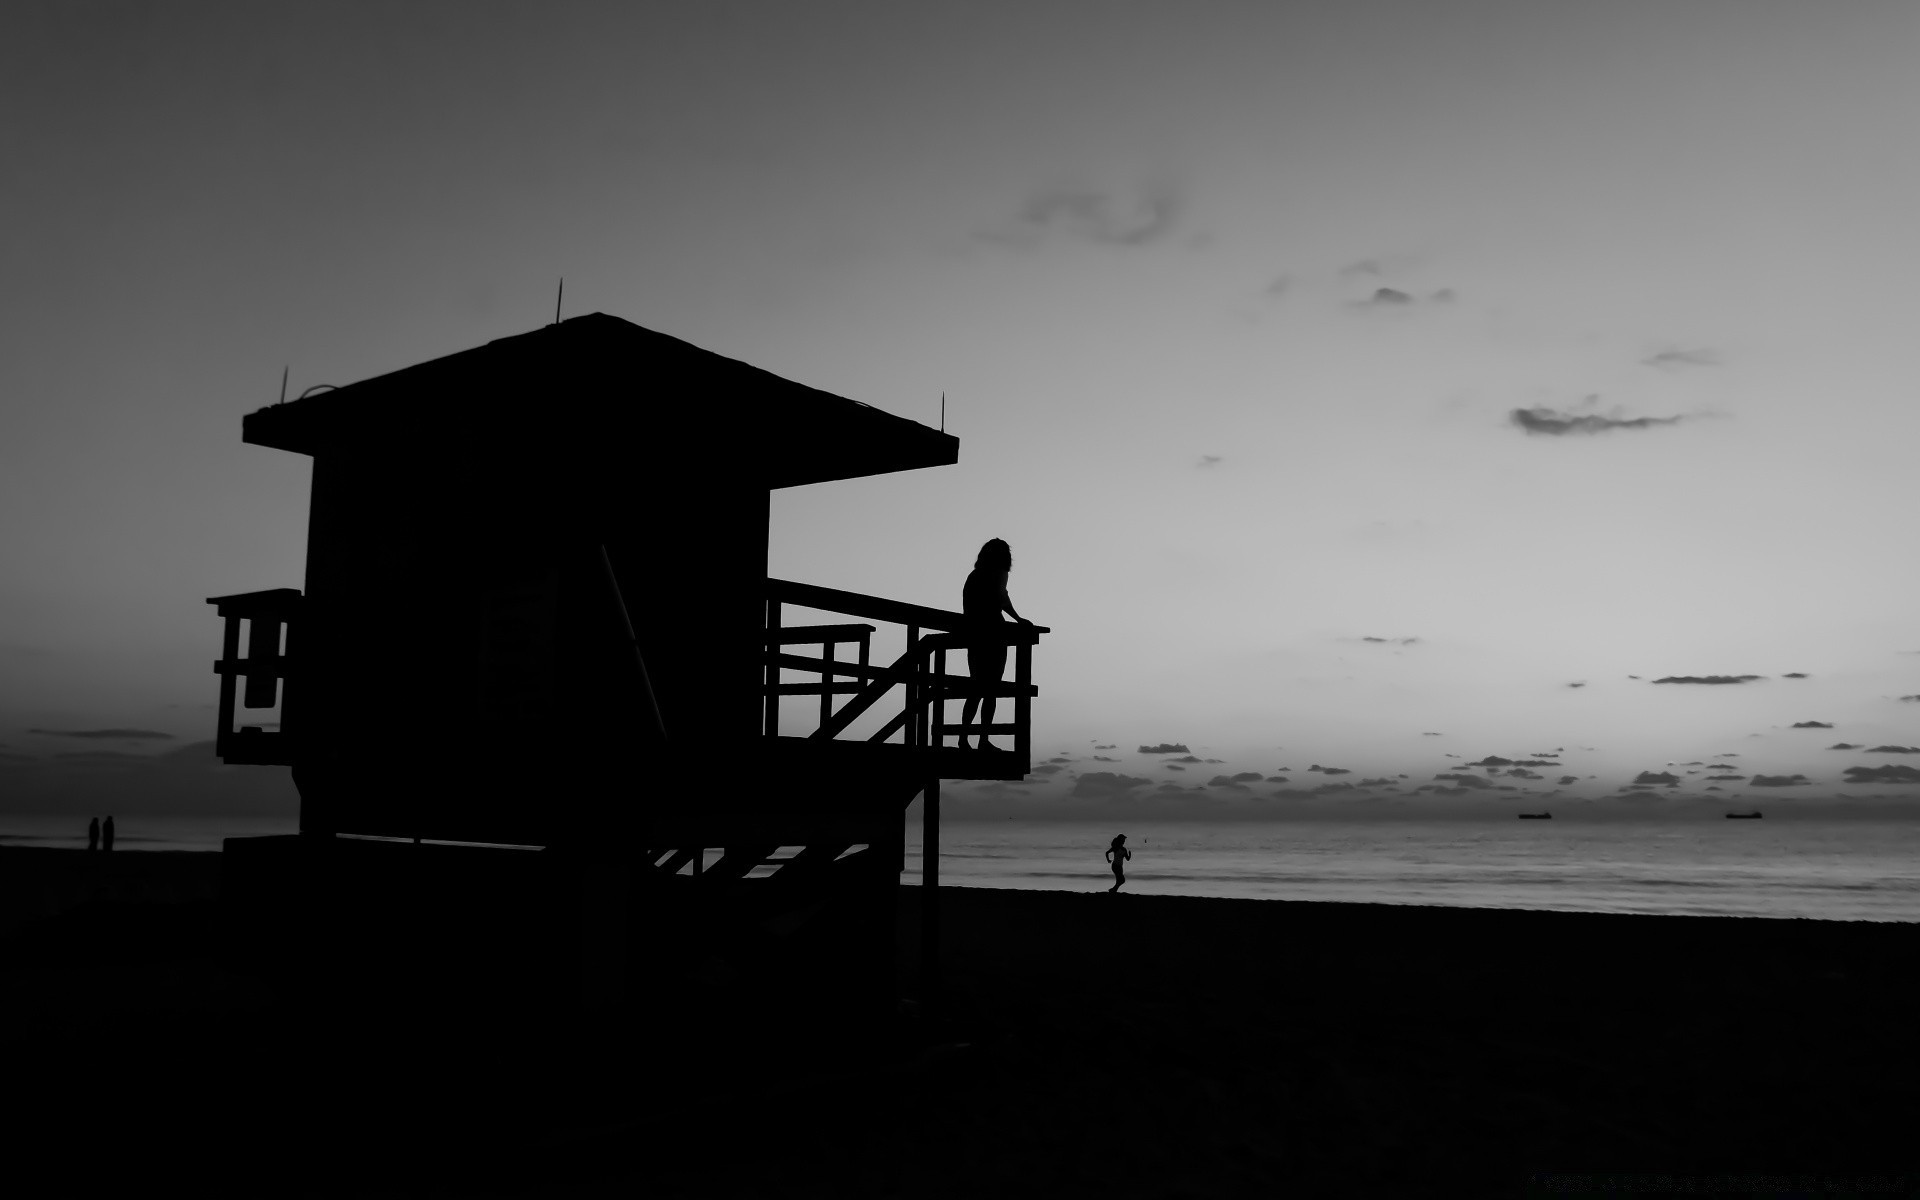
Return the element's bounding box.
[206,588,302,766]
[764,578,1046,763]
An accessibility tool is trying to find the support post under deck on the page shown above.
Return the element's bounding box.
[921,775,940,1005]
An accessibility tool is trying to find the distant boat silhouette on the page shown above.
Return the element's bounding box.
[1517,812,1551,819]
[1725,811,1763,819]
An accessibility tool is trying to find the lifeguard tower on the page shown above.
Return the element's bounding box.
[208,313,1045,1030]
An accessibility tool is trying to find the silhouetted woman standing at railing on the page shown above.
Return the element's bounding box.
[1106,834,1130,892]
[959,538,1030,752]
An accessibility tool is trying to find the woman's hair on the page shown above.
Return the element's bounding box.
[974,538,1012,572]
[1110,833,1126,846]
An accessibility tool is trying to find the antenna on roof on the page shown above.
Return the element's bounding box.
[941,392,946,433]
[554,278,564,325]
[279,365,288,406]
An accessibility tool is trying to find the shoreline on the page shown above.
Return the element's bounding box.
[4,843,1916,925]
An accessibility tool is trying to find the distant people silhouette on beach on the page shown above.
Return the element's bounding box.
[1106,834,1130,892]
[959,538,1031,752]
[87,817,100,852]
[101,815,115,852]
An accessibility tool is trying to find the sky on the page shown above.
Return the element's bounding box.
[4,0,1919,819]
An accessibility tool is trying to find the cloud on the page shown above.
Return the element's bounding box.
[1197,454,1223,468]
[1094,744,1116,749]
[1651,675,1764,685]
[1750,774,1811,787]
[1828,743,1863,750]
[1306,765,1351,775]
[1032,764,1066,775]
[1790,721,1834,729]
[986,183,1183,248]
[1469,756,1514,767]
[1356,635,1419,645]
[1302,782,1358,796]
[1556,775,1579,786]
[1138,743,1190,754]
[1615,790,1667,804]
[26,728,175,740]
[1091,755,1119,763]
[1509,406,1686,436]
[1506,769,1544,780]
[1900,696,1920,704]
[1352,287,1415,308]
[1643,348,1722,368]
[1432,773,1494,789]
[1069,772,1155,800]
[1170,755,1204,764]
[1422,732,1442,737]
[1843,764,1920,784]
[1634,771,1681,786]
[1429,288,1456,303]
[1705,775,1746,781]
[1566,681,1586,688]
[1264,274,1292,297]
[1868,745,1920,754]
[1783,673,1809,679]
[1164,763,1186,771]
[1205,775,1251,790]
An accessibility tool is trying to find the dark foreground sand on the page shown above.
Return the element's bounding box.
[2,847,1916,1198]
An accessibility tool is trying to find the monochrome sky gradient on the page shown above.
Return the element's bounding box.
[4,1,1918,815]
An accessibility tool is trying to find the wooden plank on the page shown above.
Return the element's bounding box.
[764,652,908,681]
[702,844,781,883]
[919,626,1048,651]
[211,658,293,677]
[654,847,698,875]
[767,579,969,632]
[770,683,863,696]
[920,680,1039,699]
[811,644,918,740]
[763,624,875,645]
[867,708,909,743]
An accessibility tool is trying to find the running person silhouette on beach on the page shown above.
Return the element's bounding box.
[1106,834,1131,892]
[959,539,1031,752]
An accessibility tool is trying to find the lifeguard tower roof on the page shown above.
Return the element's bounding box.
[242,312,957,489]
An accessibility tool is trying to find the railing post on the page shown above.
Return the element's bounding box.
[214,613,239,754]
[820,638,834,732]
[1015,634,1032,765]
[765,598,781,738]
[921,775,940,1004]
[905,625,919,748]
[934,645,947,751]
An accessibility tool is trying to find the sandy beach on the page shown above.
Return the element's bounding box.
[1,846,1915,1197]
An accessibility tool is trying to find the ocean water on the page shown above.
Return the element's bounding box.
[906,819,1920,923]
[6,814,1918,923]
[0,814,298,853]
